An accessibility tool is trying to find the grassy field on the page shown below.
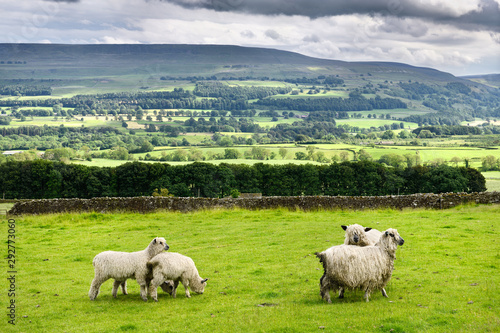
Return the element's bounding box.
[74,143,500,172]
[3,205,499,332]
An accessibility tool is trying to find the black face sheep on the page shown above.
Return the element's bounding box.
[342,224,382,247]
[89,237,169,301]
[316,228,404,303]
[341,224,386,297]
[147,252,208,302]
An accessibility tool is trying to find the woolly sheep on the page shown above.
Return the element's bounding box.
[89,237,169,301]
[147,252,208,302]
[342,224,382,247]
[316,228,404,302]
[341,224,385,297]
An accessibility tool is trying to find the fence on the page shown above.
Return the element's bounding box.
[7,192,500,215]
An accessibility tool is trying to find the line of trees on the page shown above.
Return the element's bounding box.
[0,160,485,199]
[253,95,407,112]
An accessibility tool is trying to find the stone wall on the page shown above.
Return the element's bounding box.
[8,192,500,215]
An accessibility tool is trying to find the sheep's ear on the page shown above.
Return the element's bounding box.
[153,238,157,244]
[201,278,208,283]
[341,225,347,231]
[385,231,389,236]
[364,227,372,232]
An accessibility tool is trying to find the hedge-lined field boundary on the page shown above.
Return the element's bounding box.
[8,192,500,215]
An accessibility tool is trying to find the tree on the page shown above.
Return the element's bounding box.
[357,149,373,161]
[295,152,307,160]
[306,146,316,160]
[224,148,241,159]
[381,130,395,140]
[450,156,462,167]
[481,155,498,171]
[219,136,233,147]
[279,148,288,160]
[339,151,349,162]
[398,130,411,139]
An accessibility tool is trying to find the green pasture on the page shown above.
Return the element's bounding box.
[76,143,500,172]
[335,118,416,129]
[3,205,499,332]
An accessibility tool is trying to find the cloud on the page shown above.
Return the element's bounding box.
[303,34,320,43]
[265,29,281,40]
[240,30,255,38]
[379,17,429,38]
[162,0,500,31]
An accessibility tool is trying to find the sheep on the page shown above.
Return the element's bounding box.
[147,252,208,302]
[342,224,382,247]
[89,237,169,301]
[316,228,404,303]
[341,224,385,297]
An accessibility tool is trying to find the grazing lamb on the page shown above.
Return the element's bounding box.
[147,252,208,302]
[316,228,404,303]
[342,224,382,247]
[341,224,385,297]
[89,237,169,301]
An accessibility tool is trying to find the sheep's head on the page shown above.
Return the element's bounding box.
[159,281,174,295]
[191,278,208,294]
[342,224,372,246]
[380,228,404,255]
[150,237,169,255]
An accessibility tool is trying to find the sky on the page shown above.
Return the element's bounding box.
[1,0,499,76]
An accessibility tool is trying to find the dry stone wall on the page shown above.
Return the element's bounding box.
[8,192,500,215]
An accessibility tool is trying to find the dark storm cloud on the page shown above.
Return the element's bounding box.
[163,0,500,31]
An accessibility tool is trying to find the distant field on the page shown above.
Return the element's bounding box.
[335,118,415,129]
[72,143,500,172]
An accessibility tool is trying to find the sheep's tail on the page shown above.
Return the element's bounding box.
[316,252,328,286]
[316,252,328,271]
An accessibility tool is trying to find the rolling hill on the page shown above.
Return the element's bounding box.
[0,43,468,83]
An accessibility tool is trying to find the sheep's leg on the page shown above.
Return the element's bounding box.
[149,273,170,302]
[136,277,148,302]
[112,280,122,298]
[89,277,106,300]
[338,288,344,299]
[181,277,191,298]
[172,281,179,298]
[381,288,388,298]
[121,281,128,295]
[148,278,162,302]
[319,278,331,303]
[139,284,148,301]
[364,290,371,302]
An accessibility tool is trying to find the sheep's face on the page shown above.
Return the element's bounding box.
[152,237,169,253]
[159,281,174,295]
[342,224,372,245]
[383,228,404,247]
[192,278,208,294]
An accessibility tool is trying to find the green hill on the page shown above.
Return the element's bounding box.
[0,43,465,83]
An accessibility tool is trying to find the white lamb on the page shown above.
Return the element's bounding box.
[89,237,169,301]
[147,252,208,302]
[341,224,385,297]
[316,228,404,302]
[342,224,382,247]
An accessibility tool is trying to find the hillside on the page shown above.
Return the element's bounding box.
[0,43,499,153]
[461,74,500,88]
[0,43,466,83]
